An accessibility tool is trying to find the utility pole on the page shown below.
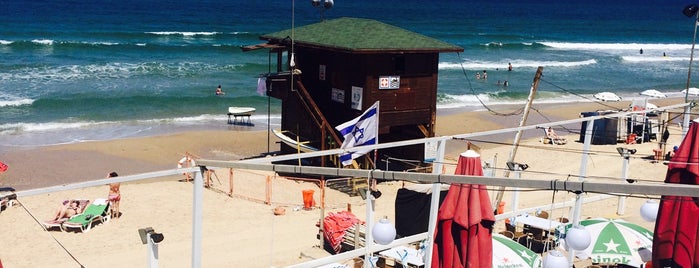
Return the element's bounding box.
[493,66,544,212]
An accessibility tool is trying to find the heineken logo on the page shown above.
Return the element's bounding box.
[591,255,631,265]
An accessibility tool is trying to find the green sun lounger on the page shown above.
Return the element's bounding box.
[61,200,110,232]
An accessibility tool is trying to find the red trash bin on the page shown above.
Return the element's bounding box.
[302,190,315,210]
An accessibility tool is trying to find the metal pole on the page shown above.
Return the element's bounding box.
[191,170,204,268]
[568,119,594,267]
[617,150,630,215]
[424,139,446,268]
[147,233,159,268]
[364,172,374,268]
[511,165,521,216]
[683,12,699,139]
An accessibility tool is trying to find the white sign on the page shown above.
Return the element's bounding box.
[351,86,363,110]
[379,76,400,89]
[319,64,326,81]
[331,88,344,103]
[424,140,438,163]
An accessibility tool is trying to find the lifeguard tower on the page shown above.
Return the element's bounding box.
[243,17,462,172]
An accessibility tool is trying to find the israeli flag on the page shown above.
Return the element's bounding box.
[335,101,379,166]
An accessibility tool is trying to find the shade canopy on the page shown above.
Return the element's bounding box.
[432,150,495,268]
[492,233,542,268]
[640,89,666,98]
[558,218,653,267]
[593,92,622,102]
[653,119,699,268]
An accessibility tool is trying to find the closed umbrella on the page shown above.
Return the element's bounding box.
[492,233,542,268]
[558,218,653,267]
[432,150,495,268]
[653,119,699,268]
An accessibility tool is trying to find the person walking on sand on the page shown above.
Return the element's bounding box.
[107,171,121,219]
[215,85,225,95]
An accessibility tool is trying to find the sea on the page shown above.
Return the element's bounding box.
[1,0,697,151]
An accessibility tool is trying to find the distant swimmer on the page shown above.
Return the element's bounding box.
[663,52,667,57]
[503,80,509,87]
[508,62,513,71]
[215,85,225,95]
[482,70,488,79]
[640,48,643,54]
[475,72,481,80]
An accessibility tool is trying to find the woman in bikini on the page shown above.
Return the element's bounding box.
[107,171,121,218]
[52,200,80,221]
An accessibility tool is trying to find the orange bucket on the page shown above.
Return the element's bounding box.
[302,190,315,209]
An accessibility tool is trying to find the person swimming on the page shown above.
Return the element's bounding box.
[215,85,225,95]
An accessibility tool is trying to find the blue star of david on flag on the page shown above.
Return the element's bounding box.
[335,101,379,166]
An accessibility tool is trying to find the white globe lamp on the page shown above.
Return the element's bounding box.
[638,247,652,263]
[565,225,591,251]
[640,200,659,222]
[543,250,568,268]
[372,217,396,245]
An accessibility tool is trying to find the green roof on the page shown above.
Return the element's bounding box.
[260,17,463,53]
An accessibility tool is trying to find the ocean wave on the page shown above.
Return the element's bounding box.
[0,61,247,82]
[0,40,13,45]
[621,55,685,63]
[31,39,54,45]
[439,59,596,70]
[146,31,221,36]
[0,98,34,107]
[540,42,689,52]
[0,113,278,135]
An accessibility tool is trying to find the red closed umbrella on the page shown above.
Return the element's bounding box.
[432,150,495,268]
[652,120,699,268]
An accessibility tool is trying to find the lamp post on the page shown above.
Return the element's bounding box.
[615,147,636,215]
[311,0,334,21]
[682,4,699,138]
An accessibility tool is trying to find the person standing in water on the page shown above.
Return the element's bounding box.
[215,85,225,95]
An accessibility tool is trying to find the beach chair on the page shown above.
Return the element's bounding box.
[61,199,110,232]
[41,199,90,231]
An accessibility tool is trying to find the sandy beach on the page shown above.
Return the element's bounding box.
[0,99,686,267]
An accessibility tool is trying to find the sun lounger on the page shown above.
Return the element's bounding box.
[41,198,90,231]
[61,198,110,232]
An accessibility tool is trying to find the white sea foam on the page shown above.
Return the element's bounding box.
[147,31,220,36]
[622,56,685,63]
[439,59,596,70]
[0,61,218,82]
[31,39,54,45]
[0,40,13,45]
[0,98,34,107]
[540,42,689,52]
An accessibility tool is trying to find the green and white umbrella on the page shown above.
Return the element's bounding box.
[492,233,542,268]
[558,218,653,267]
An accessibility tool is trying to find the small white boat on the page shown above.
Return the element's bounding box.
[227,107,256,116]
[593,92,622,102]
[272,129,318,152]
[681,87,699,96]
[640,89,666,98]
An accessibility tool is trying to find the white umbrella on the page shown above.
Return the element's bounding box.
[640,89,666,98]
[593,92,622,102]
[558,218,653,267]
[492,233,542,268]
[681,87,699,96]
